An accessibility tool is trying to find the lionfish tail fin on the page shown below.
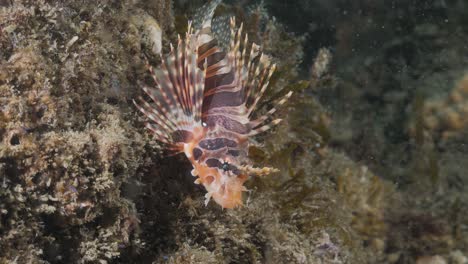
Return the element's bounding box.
[134,27,205,151]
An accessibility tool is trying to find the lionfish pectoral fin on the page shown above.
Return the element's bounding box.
[134,26,206,150]
[247,119,283,137]
[247,90,293,136]
[249,91,293,128]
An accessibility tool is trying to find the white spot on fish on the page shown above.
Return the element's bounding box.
[204,192,213,206]
[184,143,192,158]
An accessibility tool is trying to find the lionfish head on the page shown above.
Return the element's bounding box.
[205,169,249,209]
[189,151,249,208]
[189,147,280,208]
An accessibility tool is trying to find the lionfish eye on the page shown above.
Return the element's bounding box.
[222,161,230,172]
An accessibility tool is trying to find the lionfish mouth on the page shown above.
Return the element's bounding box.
[205,166,279,208]
[211,187,243,209]
[203,173,249,209]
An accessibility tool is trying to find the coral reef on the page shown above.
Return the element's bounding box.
[1,0,467,263]
[0,0,170,262]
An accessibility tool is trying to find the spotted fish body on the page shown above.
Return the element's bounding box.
[134,0,292,208]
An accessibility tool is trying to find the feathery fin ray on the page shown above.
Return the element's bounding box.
[134,27,205,151]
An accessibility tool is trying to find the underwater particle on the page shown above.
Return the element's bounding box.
[134,1,292,208]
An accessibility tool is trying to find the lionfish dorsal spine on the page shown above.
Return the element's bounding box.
[199,14,291,137]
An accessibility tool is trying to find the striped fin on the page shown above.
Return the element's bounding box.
[192,0,292,137]
[249,91,293,128]
[134,25,206,151]
[199,16,291,136]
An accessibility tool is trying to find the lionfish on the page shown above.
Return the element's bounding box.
[134,0,292,208]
